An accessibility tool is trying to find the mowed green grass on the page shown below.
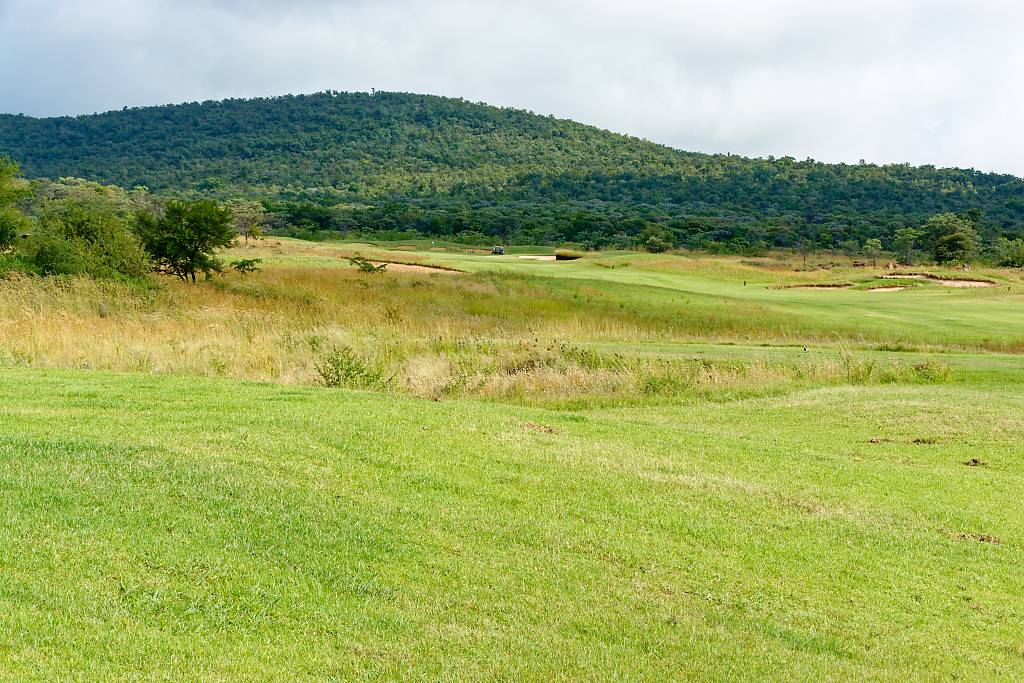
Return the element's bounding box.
[233,239,1024,351]
[1,368,1022,680]
[418,250,1024,350]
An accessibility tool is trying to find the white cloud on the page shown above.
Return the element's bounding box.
[0,0,1021,174]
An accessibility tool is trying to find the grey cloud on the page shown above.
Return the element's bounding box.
[0,0,1022,174]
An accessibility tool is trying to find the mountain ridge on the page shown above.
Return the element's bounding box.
[2,91,1023,249]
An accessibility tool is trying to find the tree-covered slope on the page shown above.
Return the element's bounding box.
[2,91,1023,249]
[0,92,692,196]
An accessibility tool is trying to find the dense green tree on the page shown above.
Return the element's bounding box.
[25,197,150,278]
[863,238,883,266]
[1,93,1023,252]
[993,237,1024,267]
[639,225,673,253]
[934,232,977,264]
[226,198,268,243]
[892,228,919,265]
[838,239,860,257]
[136,200,236,281]
[922,213,980,264]
[0,157,29,249]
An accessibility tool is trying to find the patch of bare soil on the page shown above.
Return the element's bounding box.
[518,255,557,261]
[954,532,1000,544]
[963,458,988,467]
[525,421,556,433]
[369,261,464,275]
[771,283,852,290]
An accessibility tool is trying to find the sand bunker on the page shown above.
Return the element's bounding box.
[370,261,463,275]
[518,255,557,261]
[938,279,996,288]
[867,286,906,292]
[881,273,996,288]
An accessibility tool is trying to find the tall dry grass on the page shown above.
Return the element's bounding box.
[0,267,951,406]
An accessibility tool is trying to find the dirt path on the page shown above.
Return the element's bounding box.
[370,261,464,275]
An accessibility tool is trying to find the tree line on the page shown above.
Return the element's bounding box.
[1,91,1022,256]
[1,156,1021,282]
[0,159,250,282]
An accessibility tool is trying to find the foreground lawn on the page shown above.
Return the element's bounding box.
[0,369,1021,679]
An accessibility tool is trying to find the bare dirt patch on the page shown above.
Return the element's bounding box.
[369,261,464,275]
[525,421,556,434]
[963,458,988,467]
[771,283,852,290]
[953,532,1000,544]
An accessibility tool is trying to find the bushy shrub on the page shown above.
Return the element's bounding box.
[24,231,88,275]
[24,199,151,279]
[0,158,29,250]
[347,254,387,272]
[911,360,951,383]
[315,345,391,388]
[230,258,262,275]
[0,206,24,250]
[993,237,1024,268]
[136,199,235,282]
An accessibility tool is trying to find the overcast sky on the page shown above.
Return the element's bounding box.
[1,0,1022,174]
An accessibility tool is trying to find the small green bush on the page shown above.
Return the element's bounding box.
[230,258,262,275]
[315,345,391,389]
[911,360,951,383]
[348,254,387,273]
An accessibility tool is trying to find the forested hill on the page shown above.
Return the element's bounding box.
[2,91,1024,250]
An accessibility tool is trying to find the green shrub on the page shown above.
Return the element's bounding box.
[25,231,89,275]
[24,198,151,279]
[315,345,391,389]
[347,254,387,272]
[230,258,262,275]
[911,360,951,383]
